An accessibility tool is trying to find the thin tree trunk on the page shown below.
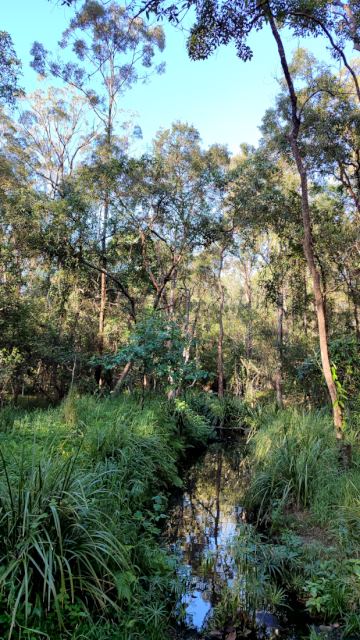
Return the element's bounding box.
[97,196,108,388]
[98,201,108,346]
[268,10,343,437]
[292,141,342,436]
[217,248,225,398]
[97,105,112,387]
[243,258,253,359]
[112,361,132,396]
[275,290,284,409]
[303,272,308,337]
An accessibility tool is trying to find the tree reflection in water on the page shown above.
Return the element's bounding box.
[166,445,246,633]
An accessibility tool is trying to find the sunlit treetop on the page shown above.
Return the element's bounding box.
[142,0,360,61]
[0,31,23,106]
[31,1,165,123]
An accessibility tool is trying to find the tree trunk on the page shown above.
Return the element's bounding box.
[97,101,113,388]
[112,361,132,396]
[217,249,225,398]
[275,290,284,408]
[243,257,253,359]
[293,148,343,436]
[268,10,343,437]
[97,196,108,388]
[303,272,308,336]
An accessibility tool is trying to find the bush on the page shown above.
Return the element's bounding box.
[187,391,251,432]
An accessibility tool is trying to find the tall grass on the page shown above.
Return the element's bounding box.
[242,407,360,631]
[0,451,129,638]
[246,409,337,519]
[0,393,214,638]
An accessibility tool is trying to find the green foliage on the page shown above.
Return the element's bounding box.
[297,337,360,406]
[0,393,213,638]
[187,391,251,431]
[0,452,128,638]
[61,386,79,426]
[2,0,360,635]
[246,409,337,517]
[0,404,26,433]
[172,397,215,444]
[242,407,360,632]
[97,314,207,392]
[0,31,22,105]
[303,559,360,619]
[343,611,360,638]
[0,348,23,403]
[228,521,360,629]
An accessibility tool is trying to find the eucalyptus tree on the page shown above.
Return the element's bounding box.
[18,87,96,196]
[144,0,360,435]
[0,31,22,106]
[0,113,31,373]
[261,51,360,352]
[281,54,360,216]
[111,122,230,313]
[226,146,305,406]
[31,0,165,377]
[309,189,360,340]
[0,111,71,397]
[106,122,230,390]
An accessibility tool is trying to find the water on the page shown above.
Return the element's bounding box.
[166,444,311,640]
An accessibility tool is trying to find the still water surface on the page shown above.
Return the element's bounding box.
[166,445,309,639]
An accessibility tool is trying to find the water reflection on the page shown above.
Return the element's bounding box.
[166,445,312,640]
[166,445,246,632]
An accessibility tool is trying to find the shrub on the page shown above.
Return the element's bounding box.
[187,391,250,432]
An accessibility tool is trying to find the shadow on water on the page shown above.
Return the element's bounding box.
[166,444,311,640]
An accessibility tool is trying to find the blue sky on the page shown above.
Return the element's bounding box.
[2,0,348,155]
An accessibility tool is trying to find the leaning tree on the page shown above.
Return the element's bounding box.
[142,0,360,437]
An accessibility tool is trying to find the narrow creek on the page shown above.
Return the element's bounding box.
[166,443,310,640]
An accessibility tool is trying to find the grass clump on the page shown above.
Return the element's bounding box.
[0,453,128,638]
[246,409,337,519]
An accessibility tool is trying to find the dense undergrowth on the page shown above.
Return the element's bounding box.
[2,392,360,639]
[0,392,215,639]
[238,407,360,638]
